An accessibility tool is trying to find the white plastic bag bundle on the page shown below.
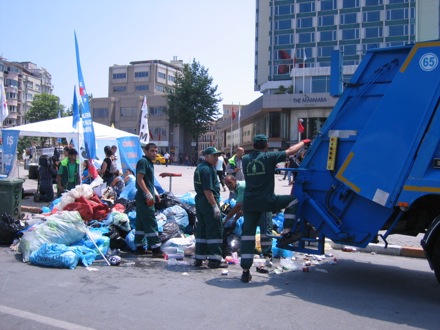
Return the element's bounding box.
[58,185,95,210]
[18,211,87,262]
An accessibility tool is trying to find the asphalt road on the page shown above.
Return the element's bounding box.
[0,246,438,329]
[1,163,438,329]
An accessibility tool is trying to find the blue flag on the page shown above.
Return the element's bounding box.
[72,86,80,129]
[74,31,96,159]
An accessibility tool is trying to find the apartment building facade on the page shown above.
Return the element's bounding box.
[0,58,53,127]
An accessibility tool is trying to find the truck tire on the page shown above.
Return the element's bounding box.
[432,237,440,284]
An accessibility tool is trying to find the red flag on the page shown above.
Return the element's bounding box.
[232,109,236,120]
[298,119,305,133]
[278,49,292,74]
[149,129,154,140]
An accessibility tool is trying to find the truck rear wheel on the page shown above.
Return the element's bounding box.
[432,237,440,284]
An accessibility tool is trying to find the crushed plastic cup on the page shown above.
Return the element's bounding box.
[280,258,300,271]
[167,258,178,266]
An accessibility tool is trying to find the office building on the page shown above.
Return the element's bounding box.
[222,0,425,151]
[91,58,183,156]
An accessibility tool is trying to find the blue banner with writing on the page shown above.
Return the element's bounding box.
[1,130,19,176]
[117,136,143,173]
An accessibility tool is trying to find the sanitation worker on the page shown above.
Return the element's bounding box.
[240,134,311,283]
[193,146,228,268]
[134,143,164,258]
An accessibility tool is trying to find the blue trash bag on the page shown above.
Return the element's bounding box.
[127,210,137,230]
[29,243,97,269]
[272,212,285,233]
[125,229,136,251]
[119,180,137,200]
[162,205,189,229]
[233,216,244,237]
[271,238,294,258]
[178,192,196,205]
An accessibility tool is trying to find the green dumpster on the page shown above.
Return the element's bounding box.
[0,179,25,218]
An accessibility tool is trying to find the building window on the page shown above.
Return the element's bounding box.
[365,26,383,38]
[320,0,337,11]
[318,46,334,57]
[302,117,327,139]
[342,28,359,40]
[299,2,315,13]
[157,72,166,79]
[320,30,337,41]
[135,85,149,91]
[168,75,175,82]
[276,34,291,45]
[134,71,148,78]
[155,85,166,93]
[297,17,312,28]
[112,73,126,79]
[342,44,357,56]
[387,8,413,20]
[299,32,315,43]
[8,105,17,112]
[312,76,330,93]
[93,108,108,118]
[149,106,166,115]
[113,86,127,92]
[365,0,383,5]
[276,4,293,15]
[278,19,292,30]
[120,107,137,117]
[318,15,334,27]
[8,92,17,99]
[340,13,357,25]
[363,11,380,23]
[342,0,359,8]
[389,0,408,4]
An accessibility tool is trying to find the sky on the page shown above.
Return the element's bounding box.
[0,0,262,110]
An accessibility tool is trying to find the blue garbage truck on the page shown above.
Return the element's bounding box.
[292,41,440,283]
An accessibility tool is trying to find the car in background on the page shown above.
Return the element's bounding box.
[155,153,166,165]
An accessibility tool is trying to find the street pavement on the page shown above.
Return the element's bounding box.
[16,162,424,256]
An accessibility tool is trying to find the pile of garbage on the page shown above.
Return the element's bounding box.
[4,182,197,270]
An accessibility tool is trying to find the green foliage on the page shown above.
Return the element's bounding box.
[166,60,222,143]
[26,93,64,123]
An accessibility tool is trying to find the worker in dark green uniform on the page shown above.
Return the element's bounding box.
[134,143,164,258]
[193,147,228,268]
[240,134,310,283]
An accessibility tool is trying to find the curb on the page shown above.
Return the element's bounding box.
[327,240,425,259]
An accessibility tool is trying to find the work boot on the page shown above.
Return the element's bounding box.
[277,231,303,247]
[151,248,165,258]
[207,260,228,269]
[192,259,204,267]
[134,247,148,255]
[256,266,269,274]
[241,270,252,283]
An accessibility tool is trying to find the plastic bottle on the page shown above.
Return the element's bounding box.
[280,258,300,271]
[164,253,184,260]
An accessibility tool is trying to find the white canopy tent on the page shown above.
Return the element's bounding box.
[3,116,137,141]
[2,116,142,179]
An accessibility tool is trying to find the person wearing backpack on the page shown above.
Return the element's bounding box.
[100,145,115,187]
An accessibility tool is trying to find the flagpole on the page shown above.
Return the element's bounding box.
[230,103,233,155]
[238,103,241,146]
[302,49,307,93]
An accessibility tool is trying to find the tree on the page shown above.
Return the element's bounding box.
[166,60,222,157]
[26,93,64,123]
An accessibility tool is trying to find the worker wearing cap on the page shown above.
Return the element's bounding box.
[193,146,228,269]
[240,134,311,283]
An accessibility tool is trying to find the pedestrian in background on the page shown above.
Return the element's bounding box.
[215,152,227,192]
[193,147,228,269]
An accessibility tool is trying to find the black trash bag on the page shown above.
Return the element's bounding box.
[155,193,180,210]
[158,221,181,243]
[103,225,129,250]
[0,213,25,245]
[116,198,136,214]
